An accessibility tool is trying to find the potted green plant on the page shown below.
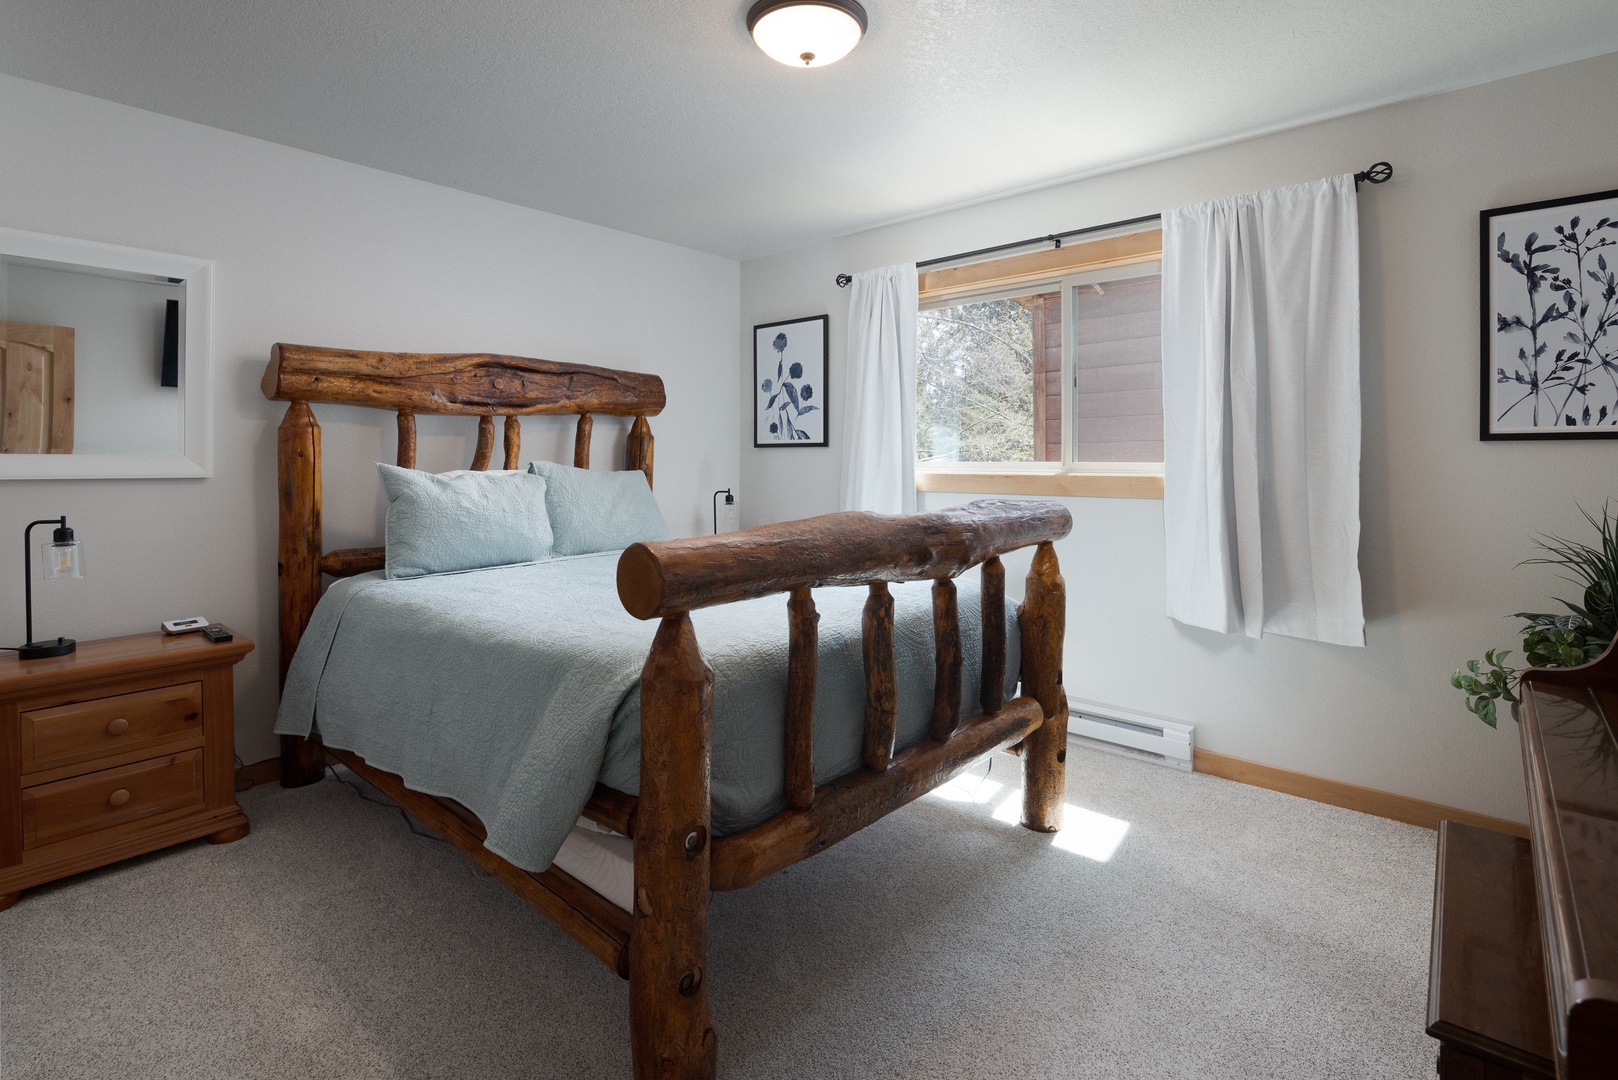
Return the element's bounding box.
[1454,505,1618,726]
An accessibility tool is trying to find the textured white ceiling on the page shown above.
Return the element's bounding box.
[2,1,1616,260]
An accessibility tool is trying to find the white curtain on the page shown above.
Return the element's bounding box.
[840,263,919,515]
[1161,174,1365,646]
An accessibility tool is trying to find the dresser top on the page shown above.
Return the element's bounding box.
[0,629,254,695]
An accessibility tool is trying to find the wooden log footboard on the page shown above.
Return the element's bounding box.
[618,501,1071,1077]
[264,343,1072,1080]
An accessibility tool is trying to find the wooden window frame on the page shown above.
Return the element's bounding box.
[916,229,1164,500]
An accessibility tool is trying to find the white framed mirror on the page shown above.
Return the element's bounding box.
[0,227,212,479]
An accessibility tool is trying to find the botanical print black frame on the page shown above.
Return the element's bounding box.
[754,314,828,447]
[1481,186,1618,440]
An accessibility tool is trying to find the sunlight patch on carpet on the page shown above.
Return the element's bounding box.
[926,771,1130,862]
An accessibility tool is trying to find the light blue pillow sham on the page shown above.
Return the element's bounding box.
[377,463,554,579]
[526,459,671,555]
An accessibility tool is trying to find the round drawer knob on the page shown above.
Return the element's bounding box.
[106,718,130,736]
[107,789,132,808]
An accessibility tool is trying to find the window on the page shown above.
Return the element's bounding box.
[914,231,1164,498]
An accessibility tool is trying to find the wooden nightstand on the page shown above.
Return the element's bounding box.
[0,629,254,912]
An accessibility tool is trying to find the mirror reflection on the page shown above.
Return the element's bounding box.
[0,255,185,457]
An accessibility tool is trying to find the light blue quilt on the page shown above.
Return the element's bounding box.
[277,552,1020,871]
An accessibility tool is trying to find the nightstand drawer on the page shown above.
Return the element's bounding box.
[21,749,205,849]
[21,683,203,775]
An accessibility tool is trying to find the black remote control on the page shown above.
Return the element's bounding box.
[202,624,233,643]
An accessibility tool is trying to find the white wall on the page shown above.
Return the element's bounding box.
[0,74,741,765]
[741,51,1618,824]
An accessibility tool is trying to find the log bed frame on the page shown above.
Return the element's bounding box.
[265,343,1072,1079]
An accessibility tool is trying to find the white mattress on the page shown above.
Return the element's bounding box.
[551,816,633,912]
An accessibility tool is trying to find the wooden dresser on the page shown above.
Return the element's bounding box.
[0,630,254,911]
[1427,643,1618,1078]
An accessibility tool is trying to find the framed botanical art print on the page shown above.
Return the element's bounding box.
[754,314,828,447]
[1481,186,1618,439]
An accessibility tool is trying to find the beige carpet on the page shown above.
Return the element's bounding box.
[0,747,1439,1079]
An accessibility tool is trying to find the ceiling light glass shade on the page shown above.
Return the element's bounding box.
[747,0,867,68]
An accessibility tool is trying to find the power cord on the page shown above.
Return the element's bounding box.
[323,764,491,881]
[326,762,441,841]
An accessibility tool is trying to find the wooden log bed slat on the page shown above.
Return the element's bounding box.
[471,414,496,470]
[981,556,1006,718]
[783,586,818,812]
[930,576,962,742]
[264,342,1071,1079]
[860,582,898,773]
[503,414,522,470]
[396,409,416,468]
[710,696,1046,891]
[575,413,593,469]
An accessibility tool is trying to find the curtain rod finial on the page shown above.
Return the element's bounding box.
[836,273,852,288]
[1354,161,1392,188]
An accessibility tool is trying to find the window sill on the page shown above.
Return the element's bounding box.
[915,469,1163,500]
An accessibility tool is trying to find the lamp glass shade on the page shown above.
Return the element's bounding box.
[40,538,83,580]
[750,3,864,67]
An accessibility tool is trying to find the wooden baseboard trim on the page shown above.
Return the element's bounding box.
[1192,748,1529,838]
[234,757,281,792]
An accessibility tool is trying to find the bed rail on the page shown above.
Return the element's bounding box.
[620,501,1070,1078]
[615,500,1069,617]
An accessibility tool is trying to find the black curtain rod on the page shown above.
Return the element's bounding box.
[835,161,1392,287]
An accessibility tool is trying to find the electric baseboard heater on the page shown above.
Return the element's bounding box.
[1066,698,1194,771]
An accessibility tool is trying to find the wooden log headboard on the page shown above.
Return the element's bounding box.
[262,343,666,417]
[263,343,668,784]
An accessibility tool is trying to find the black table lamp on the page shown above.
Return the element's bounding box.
[13,516,84,660]
[712,489,737,534]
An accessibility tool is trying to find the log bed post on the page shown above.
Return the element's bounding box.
[631,613,717,1080]
[277,400,327,787]
[1018,541,1067,832]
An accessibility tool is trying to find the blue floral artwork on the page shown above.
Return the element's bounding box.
[1485,188,1618,439]
[755,315,827,447]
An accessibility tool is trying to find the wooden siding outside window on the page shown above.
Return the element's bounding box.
[1072,275,1164,463]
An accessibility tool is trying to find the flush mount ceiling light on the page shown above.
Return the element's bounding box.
[747,0,868,68]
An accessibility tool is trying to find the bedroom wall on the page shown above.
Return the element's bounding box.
[0,74,741,766]
[739,51,1618,824]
